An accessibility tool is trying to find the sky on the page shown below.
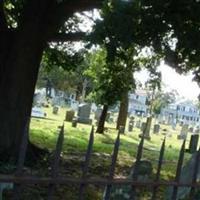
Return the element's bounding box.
[135,62,200,101]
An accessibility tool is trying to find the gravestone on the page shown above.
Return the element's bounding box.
[189,127,194,133]
[136,120,141,128]
[143,117,152,140]
[94,108,102,121]
[139,118,151,140]
[153,124,160,134]
[177,124,188,140]
[128,118,134,132]
[109,117,114,123]
[106,112,111,122]
[77,103,92,124]
[52,106,59,114]
[194,126,200,134]
[72,117,78,128]
[103,160,153,200]
[141,122,146,132]
[172,119,176,130]
[65,110,75,122]
[188,134,199,154]
[166,152,200,199]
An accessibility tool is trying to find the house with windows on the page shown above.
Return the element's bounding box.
[160,100,200,126]
[128,90,148,116]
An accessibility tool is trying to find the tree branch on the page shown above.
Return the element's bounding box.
[58,0,104,16]
[0,1,8,30]
[49,32,87,42]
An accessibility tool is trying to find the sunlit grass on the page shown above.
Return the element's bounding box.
[30,106,193,179]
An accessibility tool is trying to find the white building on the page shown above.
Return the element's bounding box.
[128,90,148,116]
[161,100,200,126]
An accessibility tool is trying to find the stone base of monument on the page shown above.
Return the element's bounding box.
[153,124,160,134]
[65,110,75,122]
[77,117,92,125]
[72,118,78,128]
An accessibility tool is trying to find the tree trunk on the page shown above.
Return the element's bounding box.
[0,0,59,161]
[96,105,108,134]
[116,91,129,130]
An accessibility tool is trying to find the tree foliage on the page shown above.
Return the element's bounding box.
[152,91,176,115]
[90,0,200,84]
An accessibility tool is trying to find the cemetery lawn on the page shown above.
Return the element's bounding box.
[24,106,195,199]
[30,107,193,179]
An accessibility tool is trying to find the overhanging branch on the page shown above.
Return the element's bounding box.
[49,32,87,42]
[58,0,104,16]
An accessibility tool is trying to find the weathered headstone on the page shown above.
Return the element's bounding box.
[104,160,153,200]
[189,127,194,133]
[109,117,114,123]
[52,106,59,114]
[65,110,75,122]
[139,117,152,140]
[143,117,152,140]
[128,118,134,132]
[135,120,141,128]
[177,124,188,140]
[72,117,78,128]
[172,119,176,130]
[188,134,199,154]
[153,124,160,134]
[194,126,200,134]
[94,108,102,121]
[166,152,200,199]
[106,112,111,122]
[77,103,92,124]
[141,122,146,132]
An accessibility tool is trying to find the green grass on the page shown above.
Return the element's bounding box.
[30,106,193,179]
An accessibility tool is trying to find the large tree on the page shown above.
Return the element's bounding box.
[85,49,130,133]
[1,0,200,161]
[0,0,103,161]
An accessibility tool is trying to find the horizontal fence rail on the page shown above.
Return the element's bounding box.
[1,176,200,187]
[1,122,200,199]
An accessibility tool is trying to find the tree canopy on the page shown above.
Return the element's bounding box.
[1,0,200,160]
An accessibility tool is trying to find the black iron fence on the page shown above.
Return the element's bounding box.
[1,122,200,200]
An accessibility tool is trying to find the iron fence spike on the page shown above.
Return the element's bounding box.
[14,118,30,200]
[79,126,94,200]
[189,147,200,199]
[104,130,121,200]
[47,124,64,200]
[171,139,186,200]
[151,138,166,200]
